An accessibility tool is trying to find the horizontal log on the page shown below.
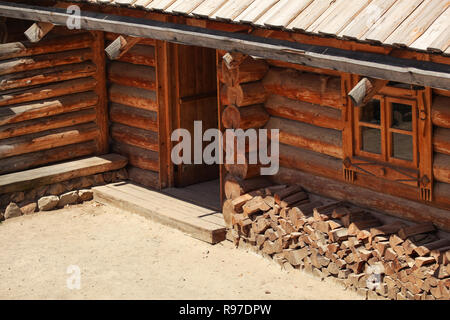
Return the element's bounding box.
[222,57,268,86]
[105,32,156,46]
[109,103,157,132]
[0,77,97,107]
[0,140,97,175]
[265,116,343,159]
[0,153,127,194]
[224,175,272,199]
[0,48,93,76]
[0,122,99,158]
[112,142,159,172]
[221,104,269,129]
[117,44,156,66]
[265,94,342,130]
[431,95,450,129]
[222,129,260,154]
[266,59,342,76]
[109,83,157,112]
[220,84,229,106]
[0,61,96,90]
[279,143,342,179]
[110,122,158,152]
[0,33,94,60]
[0,91,98,126]
[433,153,450,184]
[273,167,450,232]
[434,182,450,208]
[433,127,450,156]
[127,166,159,189]
[0,108,96,139]
[262,68,342,109]
[108,61,156,91]
[224,153,263,180]
[227,82,267,107]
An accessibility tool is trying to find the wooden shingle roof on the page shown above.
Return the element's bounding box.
[74,0,450,54]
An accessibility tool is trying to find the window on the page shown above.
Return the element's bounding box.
[354,96,418,169]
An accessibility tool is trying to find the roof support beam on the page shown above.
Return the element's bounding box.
[0,1,449,90]
[105,35,141,60]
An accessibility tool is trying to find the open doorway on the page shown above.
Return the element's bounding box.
[163,43,220,211]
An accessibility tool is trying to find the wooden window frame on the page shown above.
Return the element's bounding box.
[354,95,418,170]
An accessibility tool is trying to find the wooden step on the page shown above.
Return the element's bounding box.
[0,153,127,193]
[93,182,226,244]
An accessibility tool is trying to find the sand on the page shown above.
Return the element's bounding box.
[0,202,362,300]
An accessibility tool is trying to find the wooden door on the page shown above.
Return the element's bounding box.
[172,44,219,187]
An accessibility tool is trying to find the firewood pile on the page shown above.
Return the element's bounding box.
[223,183,450,300]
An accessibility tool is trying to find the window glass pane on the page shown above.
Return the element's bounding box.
[359,99,381,125]
[391,102,412,131]
[361,126,381,155]
[392,133,413,161]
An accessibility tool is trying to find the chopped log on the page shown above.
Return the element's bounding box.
[284,247,309,266]
[0,91,98,126]
[109,103,158,132]
[265,185,287,195]
[0,140,97,175]
[110,123,158,152]
[227,82,267,107]
[328,228,349,242]
[0,61,96,91]
[109,83,157,112]
[112,142,158,172]
[389,234,404,248]
[265,117,343,159]
[432,95,450,129]
[221,104,269,129]
[347,218,382,236]
[0,108,96,140]
[0,48,93,76]
[0,122,99,158]
[243,196,270,216]
[0,77,97,107]
[415,257,436,268]
[279,192,308,208]
[274,185,303,204]
[348,77,388,107]
[340,210,368,228]
[222,56,268,86]
[398,222,436,240]
[222,199,236,228]
[117,44,156,66]
[230,193,253,213]
[264,94,342,130]
[224,176,271,199]
[0,33,93,61]
[105,35,141,60]
[262,68,342,109]
[108,61,156,91]
[414,239,450,257]
[24,21,54,43]
[313,201,345,221]
[434,128,450,156]
[370,221,407,238]
[127,166,159,189]
[292,200,323,217]
[253,216,271,234]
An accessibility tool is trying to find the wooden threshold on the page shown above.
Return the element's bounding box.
[93,182,226,244]
[0,153,127,194]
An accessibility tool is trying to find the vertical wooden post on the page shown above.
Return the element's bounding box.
[341,73,356,182]
[156,39,174,189]
[418,87,433,201]
[217,50,225,206]
[90,30,109,155]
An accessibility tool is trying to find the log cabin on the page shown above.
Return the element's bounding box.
[0,0,449,299]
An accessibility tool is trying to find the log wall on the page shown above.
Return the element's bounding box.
[105,33,160,189]
[0,30,104,175]
[432,94,450,208]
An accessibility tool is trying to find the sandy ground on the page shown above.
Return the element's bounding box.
[0,202,362,300]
